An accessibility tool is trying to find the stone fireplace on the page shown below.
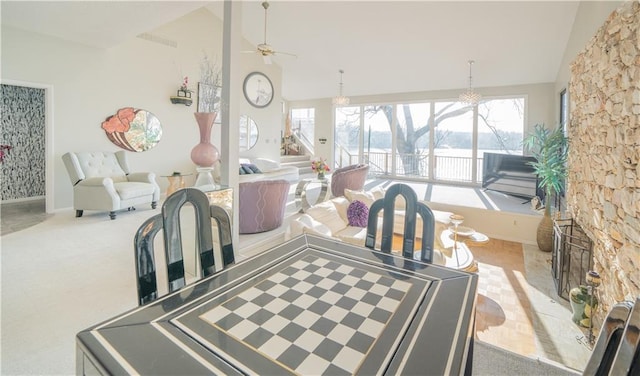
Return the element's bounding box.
[568,0,639,326]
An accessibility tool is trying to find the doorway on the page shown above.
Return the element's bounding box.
[1,80,54,213]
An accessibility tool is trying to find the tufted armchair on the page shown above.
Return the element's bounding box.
[330,164,369,198]
[238,179,290,234]
[62,151,160,220]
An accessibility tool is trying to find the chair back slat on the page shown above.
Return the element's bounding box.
[134,214,163,305]
[584,300,634,376]
[609,296,640,376]
[365,183,435,263]
[210,205,235,267]
[134,188,234,306]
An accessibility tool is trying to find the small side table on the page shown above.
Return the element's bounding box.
[295,177,331,213]
[162,173,192,197]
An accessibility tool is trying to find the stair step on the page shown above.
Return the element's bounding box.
[281,154,312,177]
[283,160,311,168]
[280,155,311,164]
[298,167,314,175]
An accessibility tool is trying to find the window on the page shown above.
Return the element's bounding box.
[476,98,525,183]
[334,106,361,167]
[560,89,568,135]
[395,103,431,178]
[333,96,526,185]
[433,101,473,182]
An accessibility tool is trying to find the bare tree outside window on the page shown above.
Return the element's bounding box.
[334,97,524,183]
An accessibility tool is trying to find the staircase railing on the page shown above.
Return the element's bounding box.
[335,143,385,173]
[293,129,314,156]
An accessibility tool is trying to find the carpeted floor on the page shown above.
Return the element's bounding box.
[473,340,578,375]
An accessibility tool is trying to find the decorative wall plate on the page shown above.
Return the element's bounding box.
[101,107,162,152]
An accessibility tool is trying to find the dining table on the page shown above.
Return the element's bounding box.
[76,234,478,375]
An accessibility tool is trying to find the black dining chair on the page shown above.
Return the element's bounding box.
[583,296,640,376]
[134,188,234,306]
[365,183,436,263]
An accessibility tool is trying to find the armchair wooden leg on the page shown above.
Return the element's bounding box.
[151,201,157,209]
[109,211,116,220]
[75,210,83,218]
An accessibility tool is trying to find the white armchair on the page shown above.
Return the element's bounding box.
[62,151,160,220]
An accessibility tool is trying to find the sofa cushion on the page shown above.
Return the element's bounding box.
[344,188,376,207]
[252,158,280,171]
[306,200,347,234]
[347,200,369,227]
[292,214,334,238]
[113,182,156,200]
[330,197,350,223]
[241,163,262,174]
[238,158,299,183]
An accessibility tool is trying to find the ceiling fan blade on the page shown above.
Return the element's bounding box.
[274,51,298,59]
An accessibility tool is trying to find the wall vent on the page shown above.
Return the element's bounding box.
[136,33,177,48]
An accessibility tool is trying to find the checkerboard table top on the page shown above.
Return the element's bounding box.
[77,234,478,376]
[195,255,415,374]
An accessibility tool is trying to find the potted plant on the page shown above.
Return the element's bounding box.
[523,123,568,252]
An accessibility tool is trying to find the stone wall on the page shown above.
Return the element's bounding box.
[568,0,639,321]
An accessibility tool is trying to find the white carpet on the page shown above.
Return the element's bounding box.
[0,188,303,375]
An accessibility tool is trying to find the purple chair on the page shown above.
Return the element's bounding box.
[239,179,290,234]
[330,164,369,198]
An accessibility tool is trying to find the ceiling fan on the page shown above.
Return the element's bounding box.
[243,1,297,64]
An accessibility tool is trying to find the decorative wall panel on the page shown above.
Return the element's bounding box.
[0,84,46,201]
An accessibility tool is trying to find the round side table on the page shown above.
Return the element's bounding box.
[162,173,192,197]
[295,177,330,213]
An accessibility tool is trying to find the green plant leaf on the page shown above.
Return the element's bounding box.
[523,123,568,197]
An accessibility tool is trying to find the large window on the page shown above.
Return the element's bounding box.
[395,103,431,178]
[476,98,525,183]
[333,96,525,185]
[363,105,393,175]
[433,101,473,182]
[334,106,361,167]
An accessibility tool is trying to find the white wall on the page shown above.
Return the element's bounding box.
[1,7,283,211]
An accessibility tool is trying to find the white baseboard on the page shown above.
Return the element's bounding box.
[1,196,45,204]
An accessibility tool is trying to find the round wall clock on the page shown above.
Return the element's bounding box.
[243,72,274,108]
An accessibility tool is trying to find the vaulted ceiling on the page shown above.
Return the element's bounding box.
[1,1,581,101]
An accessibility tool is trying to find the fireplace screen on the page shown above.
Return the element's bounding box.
[552,218,593,300]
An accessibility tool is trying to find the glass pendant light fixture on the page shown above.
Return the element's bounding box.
[459,60,482,106]
[332,69,350,106]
